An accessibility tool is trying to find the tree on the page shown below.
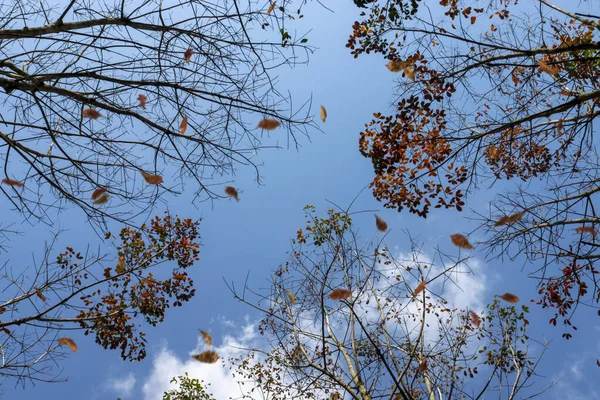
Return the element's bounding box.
[163,373,215,400]
[230,207,548,400]
[348,1,600,331]
[0,213,200,385]
[0,0,312,227]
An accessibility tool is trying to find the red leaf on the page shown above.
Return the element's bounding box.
[1,178,24,188]
[92,192,110,205]
[82,109,102,119]
[499,292,519,303]
[137,94,147,109]
[257,119,280,130]
[184,48,194,63]
[329,288,351,301]
[469,310,481,328]
[417,358,427,374]
[91,187,107,200]
[450,234,474,250]
[575,226,597,236]
[179,115,188,135]
[141,171,163,185]
[375,214,388,232]
[224,186,239,201]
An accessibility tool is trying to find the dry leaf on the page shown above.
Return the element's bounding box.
[498,292,519,303]
[82,109,102,119]
[137,94,147,109]
[507,212,524,224]
[257,118,281,130]
[575,226,597,236]
[180,115,188,135]
[35,287,47,302]
[403,66,415,81]
[469,310,481,328]
[141,171,163,185]
[494,215,510,227]
[192,350,219,363]
[539,59,560,77]
[329,288,351,301]
[375,214,388,232]
[320,105,327,122]
[224,186,239,201]
[487,144,499,159]
[184,48,194,63]
[117,255,126,271]
[386,60,407,72]
[286,291,296,304]
[330,393,341,400]
[58,337,77,352]
[450,234,475,250]
[91,187,107,200]
[417,358,427,374]
[1,327,10,335]
[92,192,110,205]
[200,330,212,347]
[267,1,277,14]
[1,178,24,188]
[413,280,426,297]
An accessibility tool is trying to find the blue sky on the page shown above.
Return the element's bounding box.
[2,1,600,399]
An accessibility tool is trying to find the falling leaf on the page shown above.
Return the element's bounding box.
[507,212,524,224]
[82,109,102,119]
[257,118,280,130]
[91,187,107,200]
[200,330,212,347]
[184,48,194,63]
[539,59,560,77]
[117,255,126,272]
[137,94,147,109]
[92,192,110,205]
[498,292,519,303]
[413,280,426,297]
[487,144,499,159]
[329,288,351,301]
[224,186,239,201]
[386,60,407,72]
[469,310,481,328]
[35,287,47,302]
[286,291,296,304]
[576,226,597,236]
[141,171,163,185]
[320,105,327,122]
[470,16,476,24]
[180,115,188,135]
[450,234,475,250]
[417,358,427,374]
[1,178,24,188]
[403,66,415,81]
[192,350,219,363]
[494,215,510,227]
[267,1,277,14]
[58,337,78,352]
[375,214,388,232]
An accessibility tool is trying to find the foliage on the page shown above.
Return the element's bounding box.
[163,373,216,400]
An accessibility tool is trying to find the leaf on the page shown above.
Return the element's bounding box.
[575,226,597,236]
[141,171,164,185]
[375,214,388,232]
[92,192,110,205]
[320,105,327,122]
[82,109,102,119]
[470,16,476,24]
[413,280,426,297]
[499,292,519,303]
[539,59,560,77]
[58,337,78,352]
[1,178,24,188]
[200,330,212,347]
[417,358,427,374]
[137,94,147,109]
[329,288,351,301]
[184,48,194,63]
[469,310,481,328]
[257,118,281,130]
[450,234,474,250]
[507,212,524,224]
[117,255,126,272]
[180,115,188,135]
[286,291,296,304]
[267,1,277,14]
[191,350,219,363]
[386,60,407,72]
[91,187,107,200]
[494,215,510,227]
[403,66,415,81]
[224,186,239,201]
[35,287,47,303]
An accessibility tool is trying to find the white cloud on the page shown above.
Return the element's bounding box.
[107,372,136,397]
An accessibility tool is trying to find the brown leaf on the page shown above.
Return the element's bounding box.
[267,1,277,15]
[224,186,239,201]
[82,109,102,119]
[117,255,126,272]
[1,178,24,188]
[413,280,426,297]
[386,60,407,72]
[498,292,519,303]
[257,118,281,130]
[58,337,78,352]
[141,171,163,185]
[539,59,560,77]
[92,192,110,205]
[286,291,296,304]
[91,187,107,200]
[494,215,510,227]
[403,66,415,81]
[329,288,351,301]
[180,115,188,135]
[417,358,427,374]
[375,214,388,232]
[1,327,10,335]
[575,226,597,236]
[184,48,194,63]
[469,310,481,328]
[320,105,327,123]
[192,350,219,363]
[200,330,212,347]
[487,144,499,159]
[450,234,474,250]
[137,94,147,109]
[35,287,47,302]
[507,212,524,224]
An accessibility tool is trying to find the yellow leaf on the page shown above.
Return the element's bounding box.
[320,105,327,123]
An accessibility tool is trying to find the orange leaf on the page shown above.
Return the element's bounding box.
[386,60,407,72]
[267,1,277,15]
[192,350,219,363]
[141,171,164,185]
[507,212,524,224]
[92,192,110,205]
[1,178,24,188]
[539,59,560,77]
[487,144,499,159]
[498,292,519,303]
[91,187,107,200]
[329,288,351,301]
[224,186,239,201]
[180,115,188,135]
[82,109,102,119]
[470,16,476,24]
[450,234,474,250]
[375,214,388,232]
[117,255,126,272]
[200,330,212,347]
[469,310,481,328]
[137,94,147,109]
[257,118,281,130]
[417,358,427,374]
[494,215,510,227]
[58,337,78,352]
[320,105,327,123]
[184,48,194,63]
[35,287,47,302]
[286,291,296,304]
[575,226,597,236]
[403,66,415,81]
[413,280,426,297]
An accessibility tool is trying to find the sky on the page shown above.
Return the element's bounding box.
[1,1,600,399]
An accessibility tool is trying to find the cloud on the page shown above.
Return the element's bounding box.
[106,372,136,397]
